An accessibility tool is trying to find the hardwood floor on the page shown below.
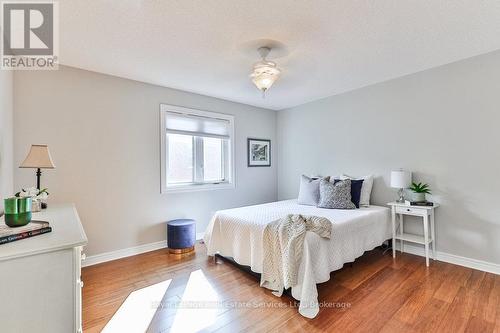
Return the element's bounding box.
[82,242,500,333]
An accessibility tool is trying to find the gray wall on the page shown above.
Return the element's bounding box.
[278,50,500,265]
[14,66,277,256]
[0,70,13,214]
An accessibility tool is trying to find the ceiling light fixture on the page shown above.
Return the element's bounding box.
[250,46,281,98]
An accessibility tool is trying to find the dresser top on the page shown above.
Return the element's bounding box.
[0,203,88,262]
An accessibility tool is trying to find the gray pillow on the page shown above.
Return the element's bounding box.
[318,179,356,209]
[297,175,330,206]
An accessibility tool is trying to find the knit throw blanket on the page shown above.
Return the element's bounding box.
[260,214,332,296]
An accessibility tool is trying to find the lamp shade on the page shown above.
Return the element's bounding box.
[391,170,411,189]
[20,144,56,169]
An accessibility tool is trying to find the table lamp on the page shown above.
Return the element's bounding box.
[391,169,412,203]
[19,144,56,190]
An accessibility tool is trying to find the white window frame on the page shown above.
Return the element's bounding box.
[160,104,235,193]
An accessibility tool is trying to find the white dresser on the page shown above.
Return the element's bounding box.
[0,204,88,333]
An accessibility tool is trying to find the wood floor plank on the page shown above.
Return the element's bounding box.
[493,275,500,333]
[465,315,495,333]
[391,260,450,325]
[288,265,410,331]
[82,242,499,333]
[334,250,392,290]
[410,297,449,333]
[353,262,440,332]
[326,266,417,332]
[433,264,472,303]
[437,287,475,333]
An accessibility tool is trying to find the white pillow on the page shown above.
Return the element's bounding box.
[340,174,373,207]
[297,175,330,206]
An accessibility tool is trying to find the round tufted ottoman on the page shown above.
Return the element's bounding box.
[167,219,196,254]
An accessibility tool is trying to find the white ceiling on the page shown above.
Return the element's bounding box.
[60,1,500,110]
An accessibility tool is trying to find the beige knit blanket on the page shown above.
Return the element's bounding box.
[260,214,332,296]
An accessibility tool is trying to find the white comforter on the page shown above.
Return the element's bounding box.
[203,199,391,318]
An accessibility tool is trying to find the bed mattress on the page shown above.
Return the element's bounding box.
[203,199,391,318]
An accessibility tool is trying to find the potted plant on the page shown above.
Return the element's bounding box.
[15,187,49,212]
[409,182,431,202]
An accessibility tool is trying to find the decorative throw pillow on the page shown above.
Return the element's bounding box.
[334,178,364,208]
[340,174,373,207]
[297,175,330,206]
[318,179,356,209]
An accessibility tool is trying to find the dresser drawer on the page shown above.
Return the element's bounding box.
[395,206,428,216]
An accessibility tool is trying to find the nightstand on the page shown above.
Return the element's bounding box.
[387,202,439,266]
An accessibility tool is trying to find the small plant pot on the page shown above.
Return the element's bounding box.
[412,192,426,202]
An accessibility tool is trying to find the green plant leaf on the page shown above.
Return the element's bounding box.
[409,181,432,193]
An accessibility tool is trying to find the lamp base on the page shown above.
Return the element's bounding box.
[396,188,406,203]
[36,168,42,190]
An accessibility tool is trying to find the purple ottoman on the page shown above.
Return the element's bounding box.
[167,219,196,254]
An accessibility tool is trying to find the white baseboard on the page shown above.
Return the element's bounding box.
[83,236,499,275]
[399,242,500,275]
[82,233,205,267]
[82,240,167,267]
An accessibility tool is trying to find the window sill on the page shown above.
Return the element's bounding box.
[162,182,235,194]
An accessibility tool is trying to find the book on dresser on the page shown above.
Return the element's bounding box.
[0,220,52,245]
[404,200,434,207]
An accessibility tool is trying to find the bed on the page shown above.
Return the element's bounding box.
[203,199,392,318]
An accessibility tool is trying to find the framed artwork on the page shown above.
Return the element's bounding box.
[247,138,271,167]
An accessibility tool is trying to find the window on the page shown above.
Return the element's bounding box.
[160,104,234,192]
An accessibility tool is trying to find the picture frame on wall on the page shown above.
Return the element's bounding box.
[247,138,271,167]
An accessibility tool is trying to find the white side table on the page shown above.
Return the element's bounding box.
[387,202,439,266]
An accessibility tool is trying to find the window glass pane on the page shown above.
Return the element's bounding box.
[203,137,223,182]
[167,133,193,184]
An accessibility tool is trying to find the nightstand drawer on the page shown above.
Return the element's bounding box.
[395,206,427,216]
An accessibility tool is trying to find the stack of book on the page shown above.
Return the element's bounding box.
[404,200,434,206]
[0,220,52,245]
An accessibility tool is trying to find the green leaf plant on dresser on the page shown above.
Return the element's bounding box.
[409,182,431,202]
